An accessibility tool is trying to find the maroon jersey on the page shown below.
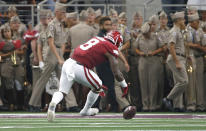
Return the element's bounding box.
[71,36,119,69]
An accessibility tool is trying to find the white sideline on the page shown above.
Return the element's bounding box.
[0,124,206,128]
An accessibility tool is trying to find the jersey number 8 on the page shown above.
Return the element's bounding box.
[80,37,105,50]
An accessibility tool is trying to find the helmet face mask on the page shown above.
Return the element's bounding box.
[104,30,123,48]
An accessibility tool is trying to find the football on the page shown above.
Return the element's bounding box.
[123,106,136,120]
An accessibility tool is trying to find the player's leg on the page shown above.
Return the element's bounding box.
[74,65,103,116]
[47,59,74,121]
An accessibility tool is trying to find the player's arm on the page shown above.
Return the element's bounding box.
[105,52,128,97]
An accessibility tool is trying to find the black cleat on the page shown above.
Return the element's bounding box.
[163,98,173,111]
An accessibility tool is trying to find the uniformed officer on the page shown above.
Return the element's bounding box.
[156,11,171,110]
[187,6,198,15]
[86,7,96,26]
[95,8,102,24]
[135,21,165,111]
[0,25,24,111]
[87,7,99,35]
[185,13,206,112]
[9,16,27,40]
[0,5,17,31]
[109,8,118,19]
[117,12,131,52]
[35,9,52,33]
[128,11,143,110]
[0,6,27,39]
[31,9,51,85]
[163,11,189,111]
[68,10,95,53]
[64,12,78,28]
[94,9,102,35]
[29,2,67,110]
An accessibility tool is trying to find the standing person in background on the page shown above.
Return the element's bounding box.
[109,8,118,20]
[27,10,51,112]
[28,2,67,111]
[163,11,188,111]
[157,11,173,110]
[156,11,171,110]
[185,13,206,112]
[135,19,165,111]
[9,16,27,110]
[158,11,184,112]
[95,17,118,112]
[117,12,130,53]
[64,12,78,29]
[128,11,143,111]
[68,10,95,52]
[87,7,98,35]
[95,9,102,28]
[0,25,25,111]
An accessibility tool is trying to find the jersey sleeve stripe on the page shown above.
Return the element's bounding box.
[87,68,101,89]
[83,66,98,90]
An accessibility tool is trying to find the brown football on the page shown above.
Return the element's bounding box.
[123,106,136,120]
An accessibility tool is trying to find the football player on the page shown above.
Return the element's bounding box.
[47,31,129,121]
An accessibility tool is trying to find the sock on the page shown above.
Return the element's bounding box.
[82,91,99,111]
[51,91,64,106]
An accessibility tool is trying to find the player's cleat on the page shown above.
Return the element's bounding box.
[80,108,99,116]
[162,98,173,111]
[47,102,56,122]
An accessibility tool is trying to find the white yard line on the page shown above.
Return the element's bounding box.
[0,113,199,116]
[1,119,206,122]
[0,124,206,129]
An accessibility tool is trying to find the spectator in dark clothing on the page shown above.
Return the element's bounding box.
[94,17,120,112]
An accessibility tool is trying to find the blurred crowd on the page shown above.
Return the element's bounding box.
[0,1,206,113]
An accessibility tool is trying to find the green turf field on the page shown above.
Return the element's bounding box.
[0,113,206,130]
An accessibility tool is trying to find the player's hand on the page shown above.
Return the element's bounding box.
[99,91,106,97]
[58,59,64,65]
[99,85,108,97]
[122,86,128,97]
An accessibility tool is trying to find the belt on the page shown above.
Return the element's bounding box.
[194,54,204,58]
[154,54,163,57]
[176,53,186,58]
[129,54,136,57]
[56,45,61,48]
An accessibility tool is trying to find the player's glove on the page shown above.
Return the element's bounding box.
[121,86,128,97]
[99,85,108,97]
[119,80,128,97]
